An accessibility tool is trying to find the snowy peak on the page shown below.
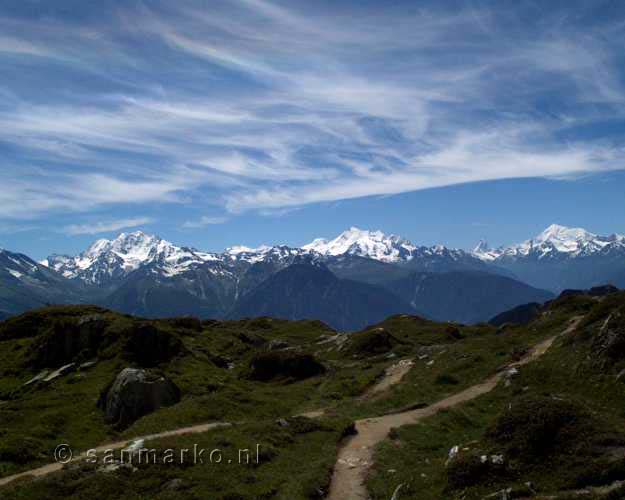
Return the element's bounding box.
[303,227,417,263]
[473,240,490,254]
[45,231,219,284]
[473,224,625,261]
[472,240,499,262]
[533,224,597,250]
[83,231,163,271]
[224,244,310,264]
[45,226,475,287]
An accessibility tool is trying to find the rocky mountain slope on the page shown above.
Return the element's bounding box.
[0,249,85,317]
[228,259,418,331]
[389,270,554,324]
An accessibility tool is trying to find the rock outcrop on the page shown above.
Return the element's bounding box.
[98,368,180,428]
[30,314,108,368]
[591,312,625,369]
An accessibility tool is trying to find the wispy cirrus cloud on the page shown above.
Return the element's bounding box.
[0,0,624,227]
[62,217,154,235]
[182,216,229,229]
[0,35,50,57]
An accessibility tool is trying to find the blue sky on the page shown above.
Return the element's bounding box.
[1,0,625,259]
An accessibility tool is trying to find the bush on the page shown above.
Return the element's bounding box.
[0,437,42,464]
[435,373,460,385]
[486,395,592,461]
[445,326,465,340]
[446,452,489,488]
[247,351,326,382]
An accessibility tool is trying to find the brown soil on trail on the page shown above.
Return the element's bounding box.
[0,422,230,488]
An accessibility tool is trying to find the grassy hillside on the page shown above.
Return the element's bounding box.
[1,292,621,499]
[367,293,625,499]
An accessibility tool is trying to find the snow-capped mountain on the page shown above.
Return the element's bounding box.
[472,240,499,262]
[44,231,222,285]
[44,231,322,287]
[472,224,625,292]
[3,225,578,324]
[42,227,500,289]
[473,224,625,262]
[224,244,311,265]
[302,227,485,270]
[303,227,417,263]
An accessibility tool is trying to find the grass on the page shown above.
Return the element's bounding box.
[1,416,353,500]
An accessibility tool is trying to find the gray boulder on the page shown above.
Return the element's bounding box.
[267,339,290,351]
[42,362,77,383]
[23,370,49,387]
[98,368,180,429]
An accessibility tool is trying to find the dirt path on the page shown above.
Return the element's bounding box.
[361,359,415,400]
[326,317,583,500]
[0,422,230,488]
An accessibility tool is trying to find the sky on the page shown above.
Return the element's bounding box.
[1,0,625,259]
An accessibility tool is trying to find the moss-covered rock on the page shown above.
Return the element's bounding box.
[345,327,399,357]
[29,315,109,368]
[123,323,183,367]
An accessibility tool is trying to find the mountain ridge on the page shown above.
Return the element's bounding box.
[472,224,625,292]
[0,224,619,324]
[39,227,498,288]
[473,224,625,261]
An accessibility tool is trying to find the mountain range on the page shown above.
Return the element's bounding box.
[0,224,622,329]
[473,224,625,292]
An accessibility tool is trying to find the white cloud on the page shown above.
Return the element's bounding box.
[0,1,624,223]
[62,217,154,235]
[182,216,229,228]
[0,35,49,56]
